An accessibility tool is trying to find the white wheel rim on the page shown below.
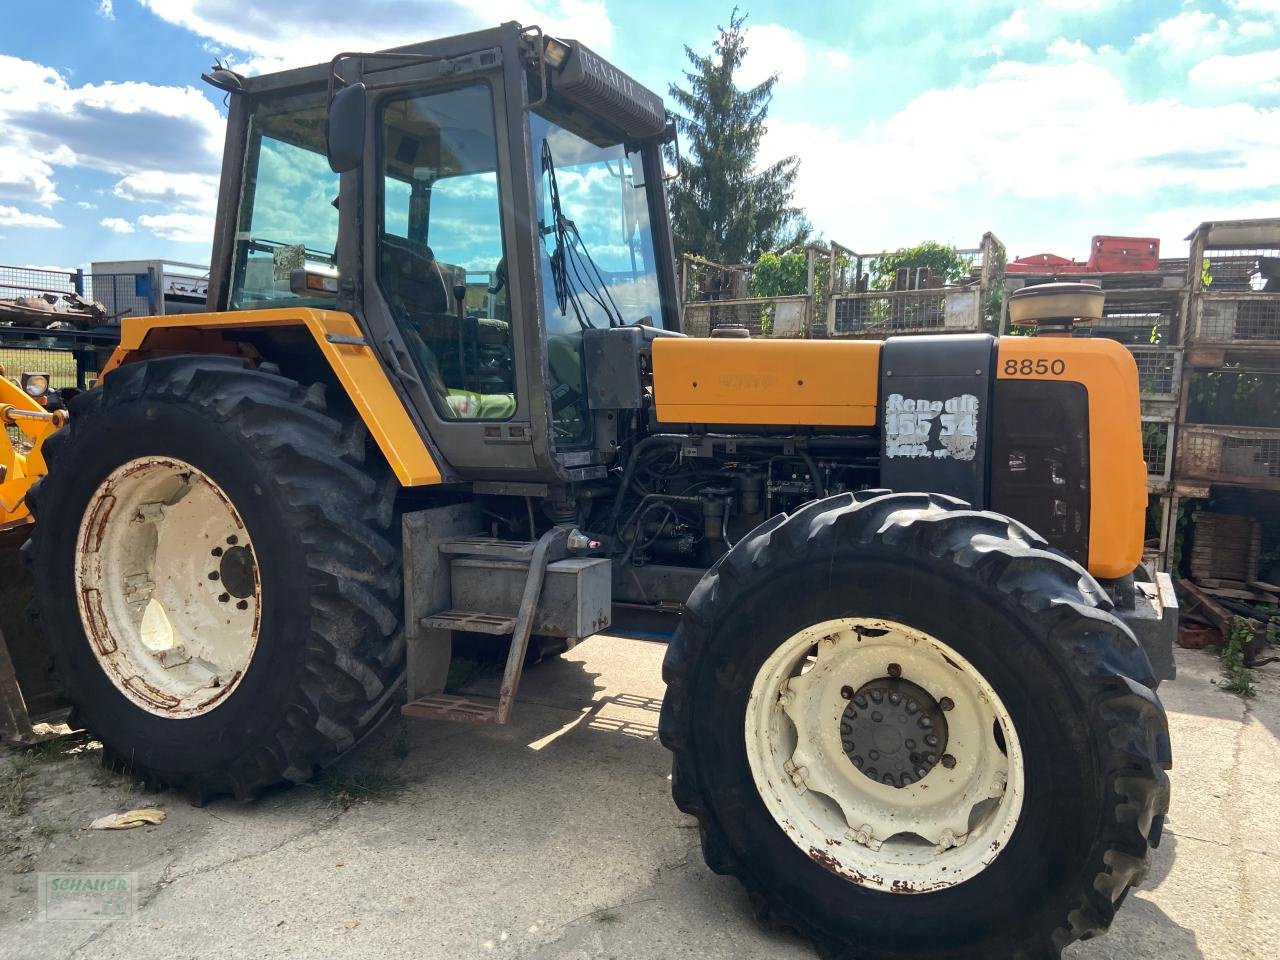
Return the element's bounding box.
[75,456,262,718]
[745,618,1025,893]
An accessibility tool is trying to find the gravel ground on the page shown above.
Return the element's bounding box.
[0,638,1274,960]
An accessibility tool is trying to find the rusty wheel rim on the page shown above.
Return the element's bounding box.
[743,617,1025,893]
[75,456,262,718]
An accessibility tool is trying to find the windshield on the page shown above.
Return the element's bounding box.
[531,109,664,447]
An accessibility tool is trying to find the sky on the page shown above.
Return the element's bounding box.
[1,0,1278,274]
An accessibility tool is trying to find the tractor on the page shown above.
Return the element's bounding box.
[0,23,1174,959]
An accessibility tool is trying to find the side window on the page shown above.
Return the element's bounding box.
[378,84,513,421]
[230,104,339,309]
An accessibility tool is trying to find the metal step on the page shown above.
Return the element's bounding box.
[402,693,500,724]
[419,610,516,635]
[439,537,536,561]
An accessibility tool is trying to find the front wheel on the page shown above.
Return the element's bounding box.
[659,491,1171,960]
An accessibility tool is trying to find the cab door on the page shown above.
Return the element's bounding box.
[351,45,545,482]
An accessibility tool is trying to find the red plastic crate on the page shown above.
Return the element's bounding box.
[1086,235,1159,273]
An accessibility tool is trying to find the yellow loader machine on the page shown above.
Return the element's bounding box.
[5,23,1175,959]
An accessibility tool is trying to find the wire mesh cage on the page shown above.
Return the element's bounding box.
[829,287,981,338]
[1132,348,1179,399]
[1141,418,1173,481]
[682,296,810,338]
[1201,249,1280,292]
[0,265,81,300]
[1179,426,1280,486]
[1194,294,1280,343]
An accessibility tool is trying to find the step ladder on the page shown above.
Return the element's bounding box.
[402,526,569,726]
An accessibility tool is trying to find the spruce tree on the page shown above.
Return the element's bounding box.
[667,9,807,264]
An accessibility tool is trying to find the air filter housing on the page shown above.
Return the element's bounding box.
[1008,281,1105,335]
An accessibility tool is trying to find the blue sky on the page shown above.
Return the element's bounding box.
[1,0,1278,274]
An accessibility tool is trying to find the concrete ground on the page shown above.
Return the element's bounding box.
[0,639,1275,960]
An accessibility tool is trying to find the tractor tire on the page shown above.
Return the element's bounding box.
[658,491,1171,960]
[25,356,404,802]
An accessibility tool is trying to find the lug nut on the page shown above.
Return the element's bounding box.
[941,754,957,769]
[226,535,238,545]
[887,663,902,678]
[840,685,855,700]
[211,546,223,557]
[940,697,955,712]
[236,599,249,611]
[218,593,230,603]
[208,571,219,580]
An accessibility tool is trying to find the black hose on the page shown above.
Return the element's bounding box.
[798,448,826,499]
[607,434,685,534]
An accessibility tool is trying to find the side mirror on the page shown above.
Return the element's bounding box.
[326,82,366,173]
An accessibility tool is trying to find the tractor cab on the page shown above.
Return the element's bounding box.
[205,22,681,485]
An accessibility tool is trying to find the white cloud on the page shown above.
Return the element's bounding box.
[996,10,1031,42]
[1047,37,1092,60]
[0,55,225,189]
[113,171,220,212]
[0,205,62,229]
[98,0,115,19]
[0,53,225,245]
[1239,19,1275,36]
[0,146,59,206]
[100,217,136,234]
[76,201,96,210]
[1228,0,1280,16]
[1190,48,1280,93]
[1136,11,1231,53]
[760,57,1280,252]
[137,212,215,245]
[138,0,615,73]
[820,49,851,71]
[737,23,811,87]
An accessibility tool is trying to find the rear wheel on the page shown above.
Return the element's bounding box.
[659,491,1171,959]
[26,356,404,801]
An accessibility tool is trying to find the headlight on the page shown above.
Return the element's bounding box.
[22,373,49,397]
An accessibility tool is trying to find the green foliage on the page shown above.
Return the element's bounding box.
[749,250,808,298]
[667,9,808,262]
[1201,258,1214,289]
[871,241,973,290]
[1222,616,1257,699]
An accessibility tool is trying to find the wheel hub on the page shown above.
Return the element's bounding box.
[840,677,948,788]
[75,456,262,718]
[744,618,1025,893]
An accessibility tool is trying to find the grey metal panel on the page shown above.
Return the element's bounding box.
[583,327,645,410]
[403,504,483,699]
[450,556,611,638]
[879,334,996,508]
[1117,572,1178,683]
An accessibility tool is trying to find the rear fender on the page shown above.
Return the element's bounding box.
[104,307,443,487]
